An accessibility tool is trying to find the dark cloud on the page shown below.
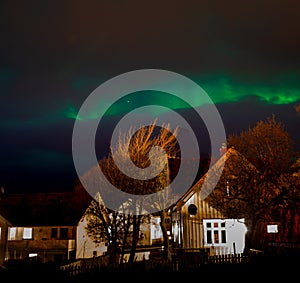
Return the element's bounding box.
[1,1,299,74]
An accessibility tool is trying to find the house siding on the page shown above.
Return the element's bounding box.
[6,226,76,264]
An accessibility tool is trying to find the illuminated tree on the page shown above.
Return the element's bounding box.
[227,114,295,177]
[83,120,179,263]
[207,115,300,252]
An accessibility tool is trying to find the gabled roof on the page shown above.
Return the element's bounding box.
[0,183,93,226]
[173,147,259,210]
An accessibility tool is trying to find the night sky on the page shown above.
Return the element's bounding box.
[1,0,299,193]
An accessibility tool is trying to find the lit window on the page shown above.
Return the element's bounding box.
[267,224,278,233]
[23,228,33,239]
[8,227,16,240]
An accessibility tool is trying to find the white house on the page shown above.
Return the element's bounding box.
[75,147,253,259]
[170,147,250,255]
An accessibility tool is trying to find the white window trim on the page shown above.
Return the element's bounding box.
[203,219,227,246]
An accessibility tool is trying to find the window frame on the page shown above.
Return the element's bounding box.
[23,227,33,239]
[203,220,227,246]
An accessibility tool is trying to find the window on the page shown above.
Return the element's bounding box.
[214,230,219,243]
[221,230,226,243]
[23,228,33,239]
[60,228,68,239]
[204,220,227,245]
[206,230,212,244]
[8,227,16,240]
[267,224,278,233]
[151,218,162,240]
[8,227,33,240]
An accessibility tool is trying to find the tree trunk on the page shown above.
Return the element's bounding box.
[160,210,172,261]
[128,214,141,264]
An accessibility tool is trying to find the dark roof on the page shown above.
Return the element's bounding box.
[0,183,93,226]
[0,203,11,224]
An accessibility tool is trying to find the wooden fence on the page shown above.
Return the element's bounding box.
[207,253,250,264]
[60,252,251,277]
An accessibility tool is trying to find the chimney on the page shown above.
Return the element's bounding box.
[219,142,227,157]
[0,186,4,200]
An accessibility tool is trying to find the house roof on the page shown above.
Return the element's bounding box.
[0,182,94,226]
[172,147,259,210]
[0,205,12,225]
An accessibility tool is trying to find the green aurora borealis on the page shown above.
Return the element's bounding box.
[64,75,300,121]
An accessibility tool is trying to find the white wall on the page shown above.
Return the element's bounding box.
[225,218,247,254]
[76,217,107,259]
